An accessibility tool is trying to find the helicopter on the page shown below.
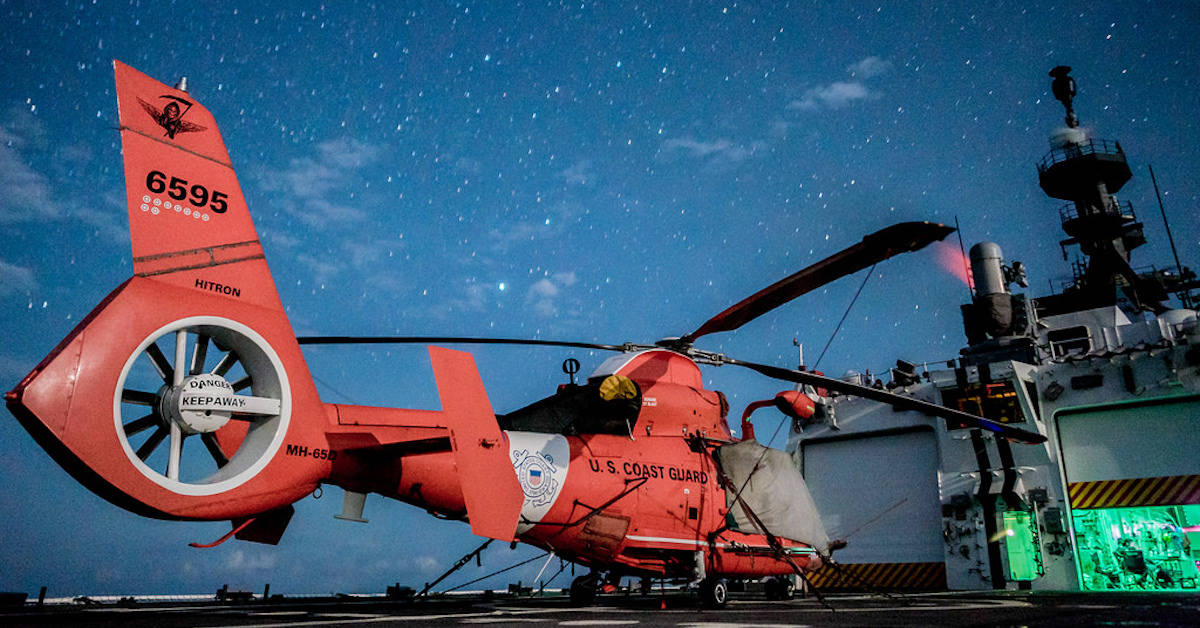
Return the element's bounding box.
[5,61,1046,608]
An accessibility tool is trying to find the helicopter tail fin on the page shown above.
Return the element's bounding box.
[114,60,285,312]
[5,61,328,522]
[7,61,525,543]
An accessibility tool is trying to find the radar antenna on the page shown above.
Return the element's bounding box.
[1049,65,1078,128]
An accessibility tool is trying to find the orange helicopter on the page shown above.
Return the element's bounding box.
[5,61,1045,608]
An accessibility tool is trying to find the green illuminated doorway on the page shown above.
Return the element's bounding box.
[1003,510,1043,581]
[1072,504,1200,591]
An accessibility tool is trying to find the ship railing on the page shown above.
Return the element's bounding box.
[1058,199,1136,223]
[1052,260,1166,291]
[1037,138,1124,173]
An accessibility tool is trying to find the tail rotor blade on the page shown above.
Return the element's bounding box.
[144,343,173,384]
[136,426,169,461]
[202,432,230,467]
[124,413,161,437]
[212,352,239,376]
[190,334,210,376]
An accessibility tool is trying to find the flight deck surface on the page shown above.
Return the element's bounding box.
[3,591,1199,627]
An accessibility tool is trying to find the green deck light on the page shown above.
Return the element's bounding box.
[1003,510,1043,581]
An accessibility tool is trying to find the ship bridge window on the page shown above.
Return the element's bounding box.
[497,374,641,436]
[941,380,1026,426]
[1048,325,1092,358]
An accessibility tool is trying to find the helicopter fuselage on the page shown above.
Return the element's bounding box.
[326,349,821,580]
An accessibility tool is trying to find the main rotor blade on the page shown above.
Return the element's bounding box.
[683,221,955,342]
[297,336,629,352]
[724,357,1047,444]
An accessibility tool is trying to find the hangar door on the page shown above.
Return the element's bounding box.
[801,428,943,564]
[1057,397,1200,592]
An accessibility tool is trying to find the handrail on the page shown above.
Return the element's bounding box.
[1058,199,1137,223]
[1038,138,1125,172]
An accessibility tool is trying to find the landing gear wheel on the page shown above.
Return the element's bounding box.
[569,574,598,606]
[113,316,290,496]
[764,576,794,600]
[699,577,729,609]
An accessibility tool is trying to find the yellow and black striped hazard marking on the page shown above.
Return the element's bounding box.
[1068,474,1200,509]
[808,561,946,590]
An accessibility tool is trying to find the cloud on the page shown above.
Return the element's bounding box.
[661,137,763,167]
[847,56,892,78]
[663,137,731,157]
[526,271,577,317]
[261,138,379,226]
[789,81,871,111]
[558,160,594,186]
[303,198,367,224]
[293,252,344,283]
[451,280,492,313]
[318,137,380,170]
[77,189,131,244]
[0,124,55,224]
[0,109,155,243]
[284,233,405,289]
[486,199,582,255]
[0,259,36,296]
[790,56,891,111]
[92,564,123,584]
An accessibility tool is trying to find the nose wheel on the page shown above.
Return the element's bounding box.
[114,316,291,496]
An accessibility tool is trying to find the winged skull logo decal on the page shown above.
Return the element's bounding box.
[138,94,207,139]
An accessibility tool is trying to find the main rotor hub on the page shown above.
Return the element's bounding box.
[160,373,235,434]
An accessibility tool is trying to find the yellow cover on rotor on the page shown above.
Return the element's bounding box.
[599,375,638,401]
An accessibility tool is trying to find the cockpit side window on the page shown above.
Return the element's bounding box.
[497,375,641,435]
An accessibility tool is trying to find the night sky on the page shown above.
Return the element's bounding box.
[2,1,1198,597]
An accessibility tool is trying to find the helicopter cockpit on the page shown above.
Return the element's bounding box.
[497,374,642,436]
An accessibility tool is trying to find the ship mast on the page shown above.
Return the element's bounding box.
[1035,66,1160,314]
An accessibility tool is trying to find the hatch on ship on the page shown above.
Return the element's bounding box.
[801,427,946,590]
[1057,396,1200,591]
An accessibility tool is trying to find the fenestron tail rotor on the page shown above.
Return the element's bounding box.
[116,318,289,488]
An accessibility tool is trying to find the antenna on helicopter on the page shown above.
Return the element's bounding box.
[562,358,581,386]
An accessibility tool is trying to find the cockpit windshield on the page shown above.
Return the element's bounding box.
[497,374,641,435]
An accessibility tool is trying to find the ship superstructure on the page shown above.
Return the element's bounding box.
[792,67,1200,593]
